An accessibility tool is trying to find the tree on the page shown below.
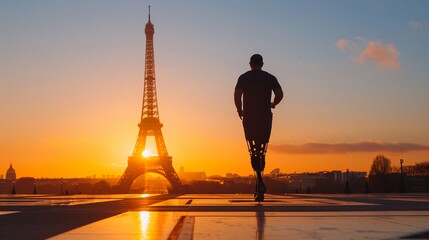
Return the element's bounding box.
[93,180,111,194]
[369,155,392,175]
[414,161,429,176]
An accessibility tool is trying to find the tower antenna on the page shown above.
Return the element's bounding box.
[148,5,151,22]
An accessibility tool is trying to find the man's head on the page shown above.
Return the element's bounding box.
[250,54,263,70]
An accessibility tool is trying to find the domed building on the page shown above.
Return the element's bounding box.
[6,164,16,181]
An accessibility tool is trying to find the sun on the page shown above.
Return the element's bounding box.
[142,150,151,158]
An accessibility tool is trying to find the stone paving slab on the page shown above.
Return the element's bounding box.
[0,197,120,206]
[150,194,377,208]
[0,211,19,216]
[381,197,429,203]
[30,194,156,199]
[0,194,158,207]
[191,211,429,240]
[49,211,181,240]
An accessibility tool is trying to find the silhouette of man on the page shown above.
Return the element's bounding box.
[234,54,283,201]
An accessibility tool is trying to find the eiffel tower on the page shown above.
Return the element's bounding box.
[116,6,182,193]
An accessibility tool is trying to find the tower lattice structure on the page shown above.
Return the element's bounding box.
[117,7,182,193]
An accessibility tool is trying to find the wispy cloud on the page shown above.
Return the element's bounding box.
[336,37,400,70]
[358,40,400,69]
[336,39,348,51]
[270,141,429,154]
[409,20,423,30]
[335,38,358,52]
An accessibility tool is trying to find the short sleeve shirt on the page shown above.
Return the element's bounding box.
[235,70,281,115]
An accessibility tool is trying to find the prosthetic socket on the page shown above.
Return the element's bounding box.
[247,140,268,172]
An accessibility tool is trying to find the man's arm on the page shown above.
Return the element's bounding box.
[271,88,283,108]
[234,89,243,119]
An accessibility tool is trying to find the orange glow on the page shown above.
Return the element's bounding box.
[142,150,151,158]
[139,211,150,239]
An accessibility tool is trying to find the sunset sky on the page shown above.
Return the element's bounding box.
[1,1,428,178]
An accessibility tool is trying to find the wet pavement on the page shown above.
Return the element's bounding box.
[0,193,428,239]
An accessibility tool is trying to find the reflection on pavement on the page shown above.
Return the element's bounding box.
[256,210,265,240]
[0,194,158,207]
[139,211,150,239]
[0,211,19,216]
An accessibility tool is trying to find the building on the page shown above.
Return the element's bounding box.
[270,168,281,177]
[326,170,367,183]
[288,172,327,192]
[226,173,240,178]
[327,171,343,182]
[344,171,367,182]
[6,164,16,181]
[178,167,206,182]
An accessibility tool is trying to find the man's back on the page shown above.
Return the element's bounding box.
[236,70,281,115]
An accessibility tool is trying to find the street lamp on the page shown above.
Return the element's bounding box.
[400,159,405,193]
[400,159,403,174]
[344,169,351,194]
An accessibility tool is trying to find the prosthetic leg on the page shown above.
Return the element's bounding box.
[247,140,268,202]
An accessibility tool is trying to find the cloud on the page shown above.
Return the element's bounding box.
[336,39,348,51]
[335,38,359,52]
[409,20,423,30]
[336,38,400,70]
[270,141,429,154]
[358,40,400,69]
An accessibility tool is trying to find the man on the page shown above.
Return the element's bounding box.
[234,54,283,201]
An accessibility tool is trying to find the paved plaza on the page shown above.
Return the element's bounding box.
[0,193,428,239]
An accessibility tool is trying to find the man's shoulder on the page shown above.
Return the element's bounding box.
[261,70,277,79]
[239,70,253,78]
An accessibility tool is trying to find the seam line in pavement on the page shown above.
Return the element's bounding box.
[168,216,195,240]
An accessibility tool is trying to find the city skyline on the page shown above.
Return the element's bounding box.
[1,1,429,178]
[0,153,420,180]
